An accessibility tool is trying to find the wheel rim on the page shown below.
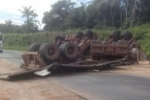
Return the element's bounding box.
[67,47,74,55]
[48,47,55,56]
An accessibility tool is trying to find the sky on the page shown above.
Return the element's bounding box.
[0,0,91,28]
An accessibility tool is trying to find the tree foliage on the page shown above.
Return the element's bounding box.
[19,6,38,33]
[0,20,25,33]
[42,0,75,31]
[42,0,150,31]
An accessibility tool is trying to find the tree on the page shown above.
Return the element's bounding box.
[5,20,13,33]
[130,0,137,27]
[42,0,75,31]
[42,0,150,31]
[65,5,86,28]
[19,6,38,32]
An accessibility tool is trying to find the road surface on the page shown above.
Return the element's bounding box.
[0,50,150,100]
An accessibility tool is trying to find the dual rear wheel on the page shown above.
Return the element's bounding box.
[109,31,133,41]
[28,42,79,61]
[60,42,79,59]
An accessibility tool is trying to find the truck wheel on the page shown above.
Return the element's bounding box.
[60,42,67,58]
[61,42,79,59]
[109,31,120,41]
[39,43,48,58]
[84,30,94,39]
[28,43,41,52]
[120,31,132,40]
[42,43,60,61]
[75,32,83,39]
[123,31,133,39]
[28,43,34,51]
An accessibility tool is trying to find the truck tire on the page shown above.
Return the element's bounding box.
[60,42,67,58]
[75,32,83,39]
[28,43,35,51]
[84,30,93,39]
[60,42,79,59]
[124,31,133,39]
[42,43,60,61]
[28,43,41,52]
[120,31,132,40]
[109,31,120,41]
[39,43,48,58]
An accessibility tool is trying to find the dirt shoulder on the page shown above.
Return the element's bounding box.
[0,59,87,100]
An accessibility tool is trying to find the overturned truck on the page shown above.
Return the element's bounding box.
[0,30,148,79]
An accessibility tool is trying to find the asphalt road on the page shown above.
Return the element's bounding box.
[0,50,23,66]
[1,50,150,100]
